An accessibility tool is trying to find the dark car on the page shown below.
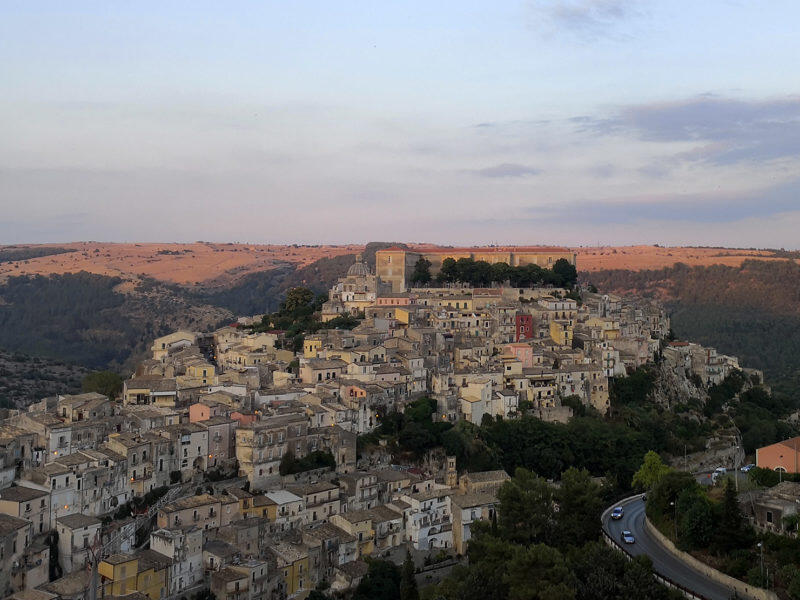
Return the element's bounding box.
[611,506,624,520]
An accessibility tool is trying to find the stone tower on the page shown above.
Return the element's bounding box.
[446,455,457,488]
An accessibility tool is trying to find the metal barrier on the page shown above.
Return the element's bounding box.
[601,495,712,600]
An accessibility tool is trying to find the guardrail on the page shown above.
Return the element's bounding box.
[601,494,712,600]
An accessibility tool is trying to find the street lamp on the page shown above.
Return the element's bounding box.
[757,541,764,584]
[670,501,677,541]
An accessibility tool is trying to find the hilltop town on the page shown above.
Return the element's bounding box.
[0,247,757,600]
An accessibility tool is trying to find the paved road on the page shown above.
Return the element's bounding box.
[602,495,736,600]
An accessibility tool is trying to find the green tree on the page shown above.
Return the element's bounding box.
[788,571,800,600]
[676,488,713,550]
[713,478,754,553]
[561,395,586,418]
[504,544,575,600]
[279,449,297,476]
[632,451,672,491]
[552,259,578,287]
[81,370,124,399]
[438,258,458,283]
[410,258,432,286]
[646,470,697,526]
[353,559,401,600]
[400,550,419,600]
[398,422,437,458]
[283,287,314,314]
[555,467,604,548]
[497,468,554,546]
[490,262,513,284]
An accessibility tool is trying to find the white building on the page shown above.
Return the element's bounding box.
[150,527,204,595]
[396,489,453,551]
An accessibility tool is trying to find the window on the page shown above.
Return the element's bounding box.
[767,511,773,523]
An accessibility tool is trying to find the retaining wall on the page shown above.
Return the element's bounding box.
[643,516,778,600]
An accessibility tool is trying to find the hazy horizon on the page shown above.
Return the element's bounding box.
[3,1,799,247]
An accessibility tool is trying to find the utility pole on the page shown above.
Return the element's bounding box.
[758,542,764,584]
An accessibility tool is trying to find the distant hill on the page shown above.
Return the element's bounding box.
[0,241,363,286]
[0,242,403,373]
[188,241,406,315]
[584,259,800,397]
[0,271,232,372]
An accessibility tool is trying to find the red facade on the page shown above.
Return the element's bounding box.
[515,314,533,342]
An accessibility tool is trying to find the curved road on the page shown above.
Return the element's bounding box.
[602,495,735,600]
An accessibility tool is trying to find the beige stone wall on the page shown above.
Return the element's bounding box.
[644,516,777,600]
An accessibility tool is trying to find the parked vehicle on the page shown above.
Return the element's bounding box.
[714,466,727,475]
[741,463,756,472]
[620,530,635,544]
[611,506,624,520]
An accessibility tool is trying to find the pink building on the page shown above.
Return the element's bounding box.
[189,400,226,423]
[231,411,258,426]
[757,437,800,473]
[504,343,534,368]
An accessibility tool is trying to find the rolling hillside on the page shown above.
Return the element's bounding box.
[1,242,798,406]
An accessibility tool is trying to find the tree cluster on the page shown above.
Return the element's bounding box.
[278,449,336,476]
[424,467,681,600]
[411,257,578,288]
[248,286,363,352]
[647,472,753,557]
[364,367,723,491]
[81,370,124,400]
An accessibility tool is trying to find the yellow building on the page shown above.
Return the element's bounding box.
[151,331,197,361]
[178,360,217,387]
[303,336,323,359]
[584,316,621,341]
[331,511,375,557]
[549,321,573,347]
[271,541,310,595]
[395,307,412,325]
[99,551,169,600]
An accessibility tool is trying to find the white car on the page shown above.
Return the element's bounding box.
[620,530,635,544]
[714,467,727,475]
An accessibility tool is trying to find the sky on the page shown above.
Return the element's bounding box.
[1,1,799,248]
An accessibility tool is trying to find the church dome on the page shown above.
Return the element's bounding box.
[347,254,369,277]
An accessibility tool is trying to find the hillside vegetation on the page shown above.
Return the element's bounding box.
[0,246,75,264]
[584,259,800,397]
[0,349,89,408]
[0,272,231,371]
[0,243,394,372]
